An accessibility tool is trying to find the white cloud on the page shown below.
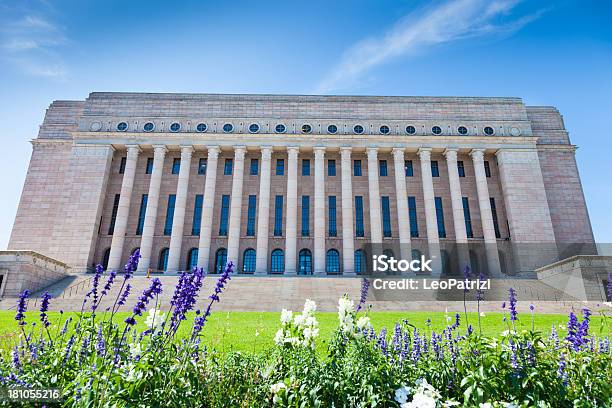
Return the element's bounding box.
[313,0,544,94]
[0,3,68,79]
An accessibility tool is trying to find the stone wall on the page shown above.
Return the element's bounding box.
[0,251,69,298]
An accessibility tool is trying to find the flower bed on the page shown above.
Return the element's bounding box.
[1,251,610,407]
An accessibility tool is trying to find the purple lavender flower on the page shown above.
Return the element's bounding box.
[431,331,442,360]
[125,278,162,325]
[117,284,132,307]
[566,311,581,351]
[508,288,518,323]
[12,347,20,369]
[356,278,369,311]
[598,337,609,354]
[15,290,30,326]
[87,264,104,309]
[63,335,75,366]
[476,270,485,302]
[509,338,519,373]
[377,328,388,357]
[412,328,421,363]
[96,326,105,356]
[39,291,52,328]
[101,270,117,297]
[550,325,559,349]
[79,337,90,366]
[607,272,612,301]
[463,265,471,293]
[192,264,234,340]
[392,323,402,354]
[124,249,141,277]
[557,352,568,386]
[60,316,72,335]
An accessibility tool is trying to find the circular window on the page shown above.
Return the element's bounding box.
[248,123,260,133]
[117,122,128,132]
[432,126,442,135]
[90,121,102,131]
[484,126,495,135]
[379,125,390,134]
[510,127,521,136]
[406,125,416,135]
[170,122,181,132]
[143,122,155,132]
[327,124,338,134]
[196,123,207,133]
[353,124,364,134]
[223,123,234,133]
[275,124,286,133]
[458,126,468,135]
[301,124,312,134]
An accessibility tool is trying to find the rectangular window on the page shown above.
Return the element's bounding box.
[462,197,473,238]
[328,160,336,176]
[108,194,120,235]
[224,159,233,175]
[328,196,337,237]
[302,159,310,176]
[353,160,362,176]
[250,158,259,176]
[246,195,257,236]
[405,160,413,177]
[136,194,148,235]
[490,197,501,238]
[274,195,283,236]
[146,158,154,174]
[484,160,491,178]
[301,196,310,236]
[192,194,203,235]
[198,158,207,175]
[431,161,440,177]
[276,159,285,176]
[119,157,126,174]
[219,195,230,235]
[381,196,392,237]
[164,194,176,235]
[172,158,181,175]
[457,161,465,177]
[354,196,364,237]
[408,196,419,238]
[434,197,446,238]
[379,160,388,176]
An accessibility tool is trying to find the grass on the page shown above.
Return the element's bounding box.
[1,310,609,355]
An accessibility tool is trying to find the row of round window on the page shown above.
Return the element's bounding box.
[116,121,496,136]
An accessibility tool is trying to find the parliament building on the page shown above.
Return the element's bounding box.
[8,93,595,277]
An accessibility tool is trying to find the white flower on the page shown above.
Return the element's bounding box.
[338,295,356,333]
[270,382,286,394]
[442,401,461,407]
[395,385,411,404]
[274,329,285,345]
[145,307,165,330]
[479,403,493,408]
[280,309,293,324]
[293,314,305,327]
[128,342,142,360]
[403,392,437,408]
[356,316,371,330]
[303,299,317,315]
[480,312,486,317]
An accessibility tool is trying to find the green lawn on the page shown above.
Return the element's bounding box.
[0,310,609,355]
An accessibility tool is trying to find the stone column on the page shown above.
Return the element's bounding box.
[197,146,220,272]
[108,145,140,271]
[313,147,326,275]
[392,148,411,262]
[285,147,299,275]
[417,148,442,276]
[340,147,355,275]
[226,146,246,266]
[366,148,382,244]
[255,147,273,275]
[471,149,501,277]
[167,146,194,272]
[137,145,167,272]
[444,148,469,273]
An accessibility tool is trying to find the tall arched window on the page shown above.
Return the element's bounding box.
[158,248,169,271]
[243,249,256,274]
[271,249,284,274]
[469,250,480,276]
[298,249,312,275]
[354,250,365,274]
[411,249,422,261]
[101,248,111,271]
[498,250,507,275]
[326,249,340,274]
[187,248,199,271]
[215,248,227,274]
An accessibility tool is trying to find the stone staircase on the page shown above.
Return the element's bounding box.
[0,272,596,314]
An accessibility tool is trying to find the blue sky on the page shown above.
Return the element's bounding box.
[0,0,611,249]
